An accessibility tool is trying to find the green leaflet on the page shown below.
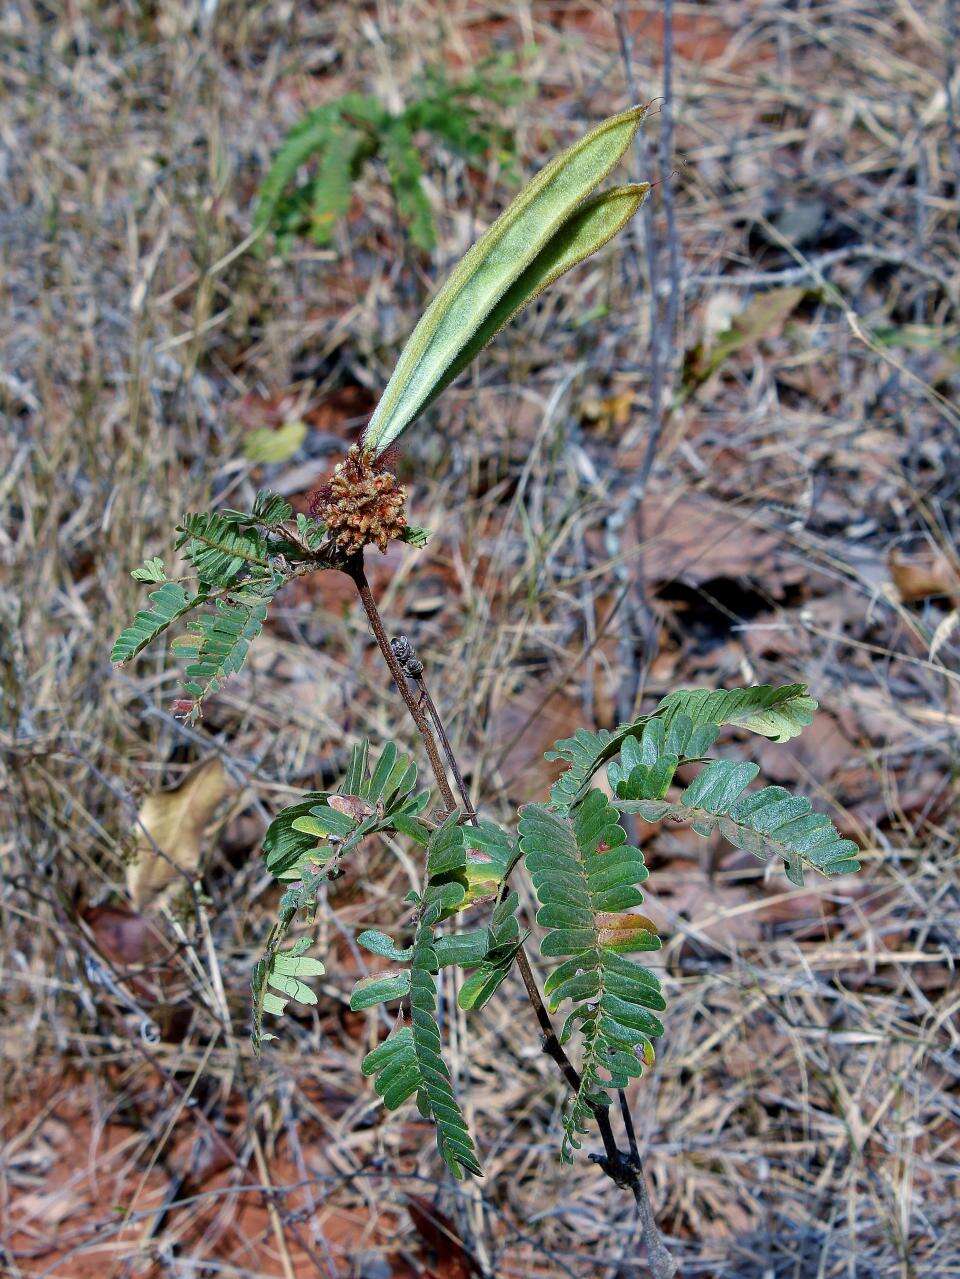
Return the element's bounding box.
[350,970,411,1009]
[111,492,321,714]
[254,68,523,255]
[360,1016,482,1179]
[604,715,721,804]
[357,929,412,962]
[261,739,430,885]
[257,938,325,1018]
[249,491,294,527]
[110,581,205,665]
[363,105,647,455]
[355,907,522,1012]
[519,794,664,1160]
[463,818,517,902]
[614,757,861,887]
[255,104,340,236]
[547,714,719,812]
[416,183,649,420]
[131,556,166,583]
[547,683,818,811]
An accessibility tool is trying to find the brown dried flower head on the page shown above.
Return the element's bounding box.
[309,445,407,555]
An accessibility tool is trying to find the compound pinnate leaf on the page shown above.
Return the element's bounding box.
[252,935,326,1049]
[654,684,817,744]
[111,581,204,665]
[357,817,484,1179]
[547,683,817,810]
[615,757,860,887]
[519,793,663,1160]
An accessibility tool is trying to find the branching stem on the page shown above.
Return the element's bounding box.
[345,557,678,1278]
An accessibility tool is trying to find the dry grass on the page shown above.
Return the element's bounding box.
[2,2,959,1276]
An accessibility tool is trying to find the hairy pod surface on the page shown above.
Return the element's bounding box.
[363,105,648,455]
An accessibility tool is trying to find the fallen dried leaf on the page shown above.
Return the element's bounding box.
[633,489,805,593]
[930,608,960,662]
[128,758,235,910]
[888,549,960,603]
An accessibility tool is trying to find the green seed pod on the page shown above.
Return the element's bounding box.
[364,105,649,455]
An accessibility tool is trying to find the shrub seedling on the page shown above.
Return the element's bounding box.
[255,56,527,253]
[113,107,862,1278]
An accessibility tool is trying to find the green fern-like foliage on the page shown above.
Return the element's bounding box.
[519,793,664,1159]
[252,740,429,1049]
[255,59,526,254]
[110,581,207,665]
[381,118,436,251]
[251,855,336,1053]
[261,740,429,882]
[176,511,275,583]
[455,888,524,1011]
[546,682,817,810]
[254,743,519,1078]
[613,755,860,887]
[173,577,282,717]
[307,118,368,243]
[357,815,483,1179]
[253,97,378,248]
[110,491,345,722]
[252,936,326,1042]
[655,683,817,743]
[521,681,866,1161]
[288,741,430,847]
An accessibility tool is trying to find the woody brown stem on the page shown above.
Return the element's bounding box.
[347,560,457,813]
[409,657,586,1102]
[348,572,585,1087]
[345,555,677,1278]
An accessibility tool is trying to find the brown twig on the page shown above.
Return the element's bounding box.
[347,559,458,813]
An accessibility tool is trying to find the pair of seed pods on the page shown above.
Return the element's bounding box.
[363,105,651,457]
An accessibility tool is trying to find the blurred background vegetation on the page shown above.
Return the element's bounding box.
[1,2,958,1276]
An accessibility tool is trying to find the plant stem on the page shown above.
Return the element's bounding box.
[346,557,678,1278]
[348,560,458,813]
[619,1086,641,1163]
[410,662,585,1102]
[417,679,477,822]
